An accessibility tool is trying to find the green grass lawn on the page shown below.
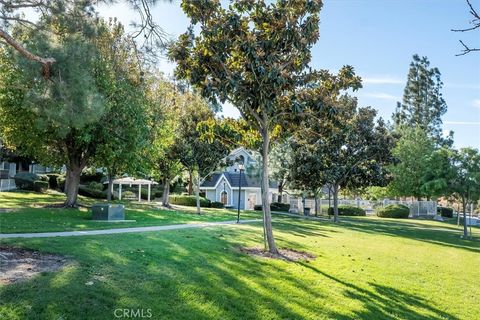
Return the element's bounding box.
[1,218,479,319]
[1,192,479,319]
[0,191,260,233]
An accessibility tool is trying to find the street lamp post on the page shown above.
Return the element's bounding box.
[237,163,244,223]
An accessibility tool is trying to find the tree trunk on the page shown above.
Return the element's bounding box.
[64,163,83,207]
[162,178,170,207]
[261,129,278,254]
[196,170,201,215]
[188,170,193,195]
[333,184,339,223]
[277,183,283,203]
[107,173,114,201]
[457,202,461,226]
[314,193,319,217]
[462,196,468,238]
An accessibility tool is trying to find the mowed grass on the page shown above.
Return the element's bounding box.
[1,212,479,319]
[0,191,260,233]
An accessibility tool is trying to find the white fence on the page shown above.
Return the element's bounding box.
[0,179,16,191]
[287,197,437,217]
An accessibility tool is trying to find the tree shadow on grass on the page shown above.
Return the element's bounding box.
[0,223,467,320]
[272,217,480,254]
[298,262,460,320]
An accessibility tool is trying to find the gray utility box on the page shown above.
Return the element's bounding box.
[92,204,125,221]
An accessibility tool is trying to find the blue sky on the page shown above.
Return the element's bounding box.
[99,0,480,149]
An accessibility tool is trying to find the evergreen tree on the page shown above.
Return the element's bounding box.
[393,54,450,145]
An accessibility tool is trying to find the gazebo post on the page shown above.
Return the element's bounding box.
[119,183,122,200]
[148,183,151,203]
[138,184,142,202]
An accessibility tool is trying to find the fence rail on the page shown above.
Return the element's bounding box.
[0,179,16,192]
[287,197,437,216]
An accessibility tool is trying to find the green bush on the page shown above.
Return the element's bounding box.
[169,194,211,207]
[78,185,106,199]
[88,181,104,191]
[327,205,366,216]
[56,175,66,191]
[45,173,61,190]
[33,181,49,193]
[376,204,410,218]
[80,171,104,183]
[152,188,163,198]
[270,202,290,212]
[122,191,136,199]
[14,172,48,191]
[210,201,224,208]
[437,206,454,218]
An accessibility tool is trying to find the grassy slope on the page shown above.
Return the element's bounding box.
[1,214,479,319]
[0,191,260,233]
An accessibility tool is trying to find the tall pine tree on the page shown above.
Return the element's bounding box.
[393,54,450,145]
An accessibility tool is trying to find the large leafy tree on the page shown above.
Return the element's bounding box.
[452,148,480,238]
[173,92,231,214]
[290,95,393,222]
[393,54,450,145]
[169,0,327,254]
[388,127,436,200]
[92,20,150,200]
[0,15,146,207]
[145,78,183,208]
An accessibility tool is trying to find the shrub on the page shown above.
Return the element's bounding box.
[152,188,163,198]
[45,173,61,190]
[56,175,66,191]
[254,205,262,211]
[376,204,410,218]
[169,194,211,207]
[14,172,48,191]
[437,206,454,218]
[270,202,290,212]
[78,185,106,199]
[88,181,104,191]
[80,171,104,183]
[210,201,224,208]
[122,191,136,199]
[327,205,366,216]
[33,181,49,193]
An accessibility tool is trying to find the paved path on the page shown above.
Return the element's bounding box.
[0,219,261,239]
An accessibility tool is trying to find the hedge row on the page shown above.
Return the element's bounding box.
[376,204,410,218]
[169,195,211,207]
[328,205,366,216]
[437,206,454,218]
[254,202,291,212]
[14,172,49,191]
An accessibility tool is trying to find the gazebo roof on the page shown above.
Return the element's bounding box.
[105,177,158,185]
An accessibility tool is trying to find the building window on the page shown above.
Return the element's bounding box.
[221,191,228,205]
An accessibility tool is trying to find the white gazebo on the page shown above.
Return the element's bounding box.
[106,177,158,202]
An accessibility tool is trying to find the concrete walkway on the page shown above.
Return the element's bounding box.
[0,219,261,239]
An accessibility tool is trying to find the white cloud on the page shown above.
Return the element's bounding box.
[473,99,480,108]
[444,83,480,90]
[444,121,480,125]
[362,92,400,101]
[362,76,403,85]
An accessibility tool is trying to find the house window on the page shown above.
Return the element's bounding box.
[221,191,228,205]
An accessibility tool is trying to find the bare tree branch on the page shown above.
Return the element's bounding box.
[452,0,480,55]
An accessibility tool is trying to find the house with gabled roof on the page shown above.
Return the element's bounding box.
[200,147,279,210]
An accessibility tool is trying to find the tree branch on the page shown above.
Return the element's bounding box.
[0,27,55,78]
